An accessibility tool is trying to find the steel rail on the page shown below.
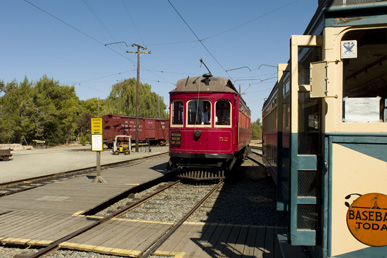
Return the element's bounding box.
[14,180,181,258]
[0,152,168,197]
[140,181,224,258]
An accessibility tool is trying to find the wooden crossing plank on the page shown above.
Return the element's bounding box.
[230,225,250,258]
[169,224,205,256]
[202,224,230,257]
[212,224,233,257]
[11,214,76,239]
[61,220,171,257]
[65,220,124,245]
[156,223,193,252]
[157,223,197,256]
[187,223,219,258]
[254,227,266,258]
[117,221,161,249]
[129,222,171,252]
[61,220,147,257]
[0,211,52,233]
[0,209,13,215]
[73,220,130,247]
[63,220,136,245]
[242,226,258,257]
[221,224,242,258]
[0,212,59,239]
[264,227,274,258]
[92,220,149,248]
[27,216,92,246]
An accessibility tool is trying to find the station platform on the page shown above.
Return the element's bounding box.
[0,141,295,257]
[0,153,169,214]
[0,145,168,183]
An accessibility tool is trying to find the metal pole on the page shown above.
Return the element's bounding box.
[127,44,151,153]
[92,151,106,183]
[158,96,160,118]
[135,45,140,153]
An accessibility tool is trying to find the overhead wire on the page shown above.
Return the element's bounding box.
[201,0,299,42]
[23,0,136,65]
[24,0,104,46]
[122,0,146,47]
[167,0,233,81]
[83,0,125,52]
[76,70,135,84]
[23,0,175,90]
[147,1,298,47]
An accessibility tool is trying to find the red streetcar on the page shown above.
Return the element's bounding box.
[167,74,251,180]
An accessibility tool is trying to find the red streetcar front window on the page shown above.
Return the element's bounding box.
[187,100,211,125]
[216,100,231,126]
[171,101,184,125]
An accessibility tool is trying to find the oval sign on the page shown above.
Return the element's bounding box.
[347,193,387,247]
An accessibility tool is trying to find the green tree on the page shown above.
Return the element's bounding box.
[0,76,82,145]
[251,118,262,140]
[0,76,168,146]
[78,98,105,141]
[103,78,168,118]
[81,97,105,117]
[0,77,35,143]
[32,75,82,145]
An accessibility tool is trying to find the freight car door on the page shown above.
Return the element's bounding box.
[146,119,156,140]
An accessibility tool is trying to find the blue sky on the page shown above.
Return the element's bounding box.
[1,0,318,122]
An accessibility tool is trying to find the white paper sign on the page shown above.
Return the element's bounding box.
[341,40,357,59]
[344,97,381,122]
[92,134,103,151]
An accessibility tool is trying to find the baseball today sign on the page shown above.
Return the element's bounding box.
[347,193,387,247]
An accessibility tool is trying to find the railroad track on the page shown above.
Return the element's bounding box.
[0,152,168,198]
[247,149,265,168]
[14,179,223,258]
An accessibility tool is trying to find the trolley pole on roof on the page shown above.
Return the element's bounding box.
[127,44,151,152]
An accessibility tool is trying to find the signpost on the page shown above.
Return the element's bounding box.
[91,118,106,183]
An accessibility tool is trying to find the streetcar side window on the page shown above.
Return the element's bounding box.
[342,28,387,122]
[215,100,231,126]
[187,100,212,126]
[171,100,184,125]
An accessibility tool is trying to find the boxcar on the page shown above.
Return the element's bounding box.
[102,114,169,148]
[262,1,387,257]
[168,74,251,180]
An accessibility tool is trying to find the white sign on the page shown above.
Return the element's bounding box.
[92,134,103,151]
[341,40,357,59]
[344,97,381,122]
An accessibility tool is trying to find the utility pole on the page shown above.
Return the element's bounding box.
[127,44,151,152]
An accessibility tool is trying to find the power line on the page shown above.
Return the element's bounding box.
[167,0,232,80]
[23,0,206,91]
[77,70,135,84]
[24,0,104,46]
[147,1,298,47]
[201,0,299,41]
[147,40,198,47]
[122,0,147,47]
[23,0,135,65]
[83,0,124,52]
